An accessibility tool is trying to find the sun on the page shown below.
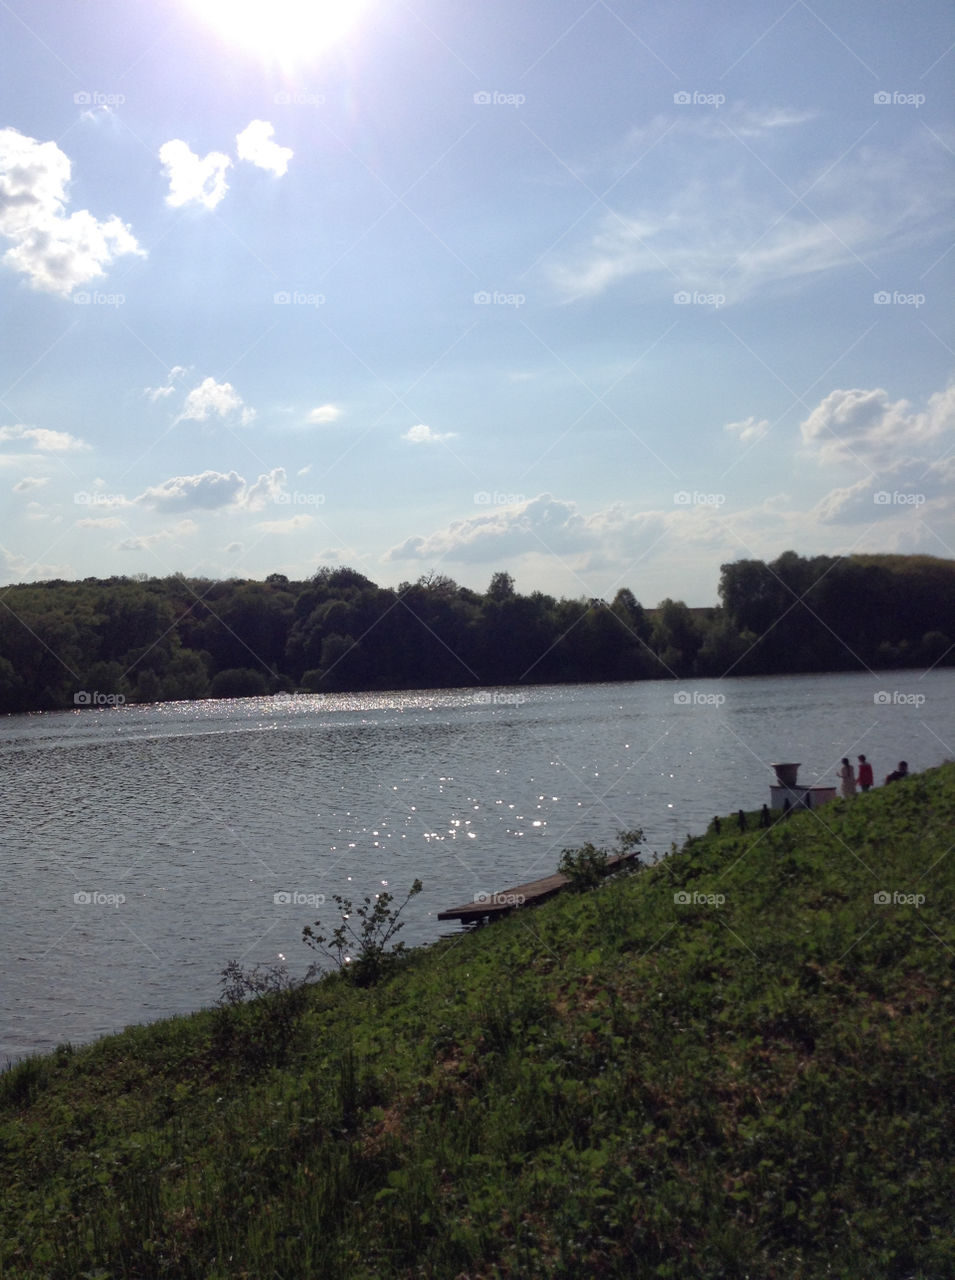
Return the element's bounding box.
[189,0,368,68]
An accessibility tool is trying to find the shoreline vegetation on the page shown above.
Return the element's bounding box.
[1,550,952,715]
[2,765,953,1278]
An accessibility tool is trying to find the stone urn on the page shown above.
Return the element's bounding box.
[771,762,800,788]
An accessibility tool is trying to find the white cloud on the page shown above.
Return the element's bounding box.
[725,415,770,444]
[76,516,123,528]
[402,423,457,444]
[0,425,91,452]
[801,384,954,468]
[12,475,49,492]
[0,544,72,581]
[306,404,341,425]
[243,468,287,510]
[236,120,293,177]
[548,135,953,304]
[159,139,231,210]
[135,467,286,512]
[256,514,314,534]
[0,128,142,296]
[144,366,188,401]
[177,377,255,426]
[137,470,246,511]
[116,519,198,551]
[385,492,667,565]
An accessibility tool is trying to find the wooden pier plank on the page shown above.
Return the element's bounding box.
[437,851,638,922]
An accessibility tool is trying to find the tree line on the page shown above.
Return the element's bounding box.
[0,551,951,714]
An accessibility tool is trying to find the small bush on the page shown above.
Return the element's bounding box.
[303,880,423,987]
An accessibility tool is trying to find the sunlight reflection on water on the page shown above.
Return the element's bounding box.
[2,670,951,1059]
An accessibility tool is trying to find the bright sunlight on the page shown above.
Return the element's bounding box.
[189,0,369,67]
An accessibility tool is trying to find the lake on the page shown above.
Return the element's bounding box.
[1,669,951,1062]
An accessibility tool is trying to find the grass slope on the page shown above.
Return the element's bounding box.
[1,766,953,1279]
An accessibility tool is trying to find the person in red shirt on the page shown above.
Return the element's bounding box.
[857,755,874,791]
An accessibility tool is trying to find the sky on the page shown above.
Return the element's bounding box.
[0,0,952,605]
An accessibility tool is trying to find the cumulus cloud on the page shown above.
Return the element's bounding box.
[159,139,231,209]
[177,377,255,426]
[243,468,287,510]
[385,493,667,565]
[306,404,341,425]
[813,456,955,525]
[135,467,286,512]
[725,415,770,444]
[800,385,953,468]
[137,470,245,512]
[0,425,91,452]
[236,120,293,176]
[12,476,49,492]
[402,423,457,444]
[0,128,142,296]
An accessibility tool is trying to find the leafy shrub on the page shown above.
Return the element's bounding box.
[303,879,423,987]
[558,828,643,891]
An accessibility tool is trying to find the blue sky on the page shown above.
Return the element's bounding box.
[1,0,952,604]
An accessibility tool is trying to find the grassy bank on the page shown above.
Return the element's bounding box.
[2,766,953,1278]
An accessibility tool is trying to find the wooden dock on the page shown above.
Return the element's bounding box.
[437,851,639,924]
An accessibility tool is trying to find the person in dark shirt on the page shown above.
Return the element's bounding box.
[856,755,874,791]
[885,761,909,784]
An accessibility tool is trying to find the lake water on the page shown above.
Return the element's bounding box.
[1,670,951,1062]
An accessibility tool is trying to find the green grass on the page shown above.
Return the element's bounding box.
[2,765,953,1278]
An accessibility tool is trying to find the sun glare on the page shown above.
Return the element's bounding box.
[190,0,368,67]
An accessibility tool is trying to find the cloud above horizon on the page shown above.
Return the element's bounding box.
[236,120,293,176]
[547,134,952,305]
[402,423,457,444]
[0,425,91,452]
[136,467,286,512]
[159,139,232,209]
[0,128,143,296]
[176,377,255,427]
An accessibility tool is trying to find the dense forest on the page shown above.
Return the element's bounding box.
[0,552,952,714]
